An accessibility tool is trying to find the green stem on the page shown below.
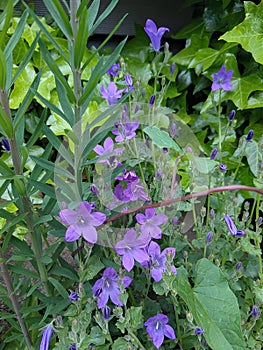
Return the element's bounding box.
[171,294,182,345]
[217,90,222,153]
[127,329,147,350]
[0,250,33,349]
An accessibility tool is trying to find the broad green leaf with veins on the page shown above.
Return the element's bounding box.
[220,1,263,64]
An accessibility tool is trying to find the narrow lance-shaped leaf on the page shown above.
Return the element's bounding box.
[90,0,119,36]
[0,0,13,50]
[74,6,89,69]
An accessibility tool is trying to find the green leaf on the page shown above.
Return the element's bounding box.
[83,255,104,281]
[245,140,262,177]
[90,0,118,36]
[42,0,72,40]
[143,125,183,154]
[220,2,263,64]
[48,276,69,298]
[175,259,246,350]
[74,6,89,69]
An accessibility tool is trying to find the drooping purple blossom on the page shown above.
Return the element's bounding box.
[59,201,106,243]
[211,65,233,91]
[93,137,123,165]
[112,118,140,143]
[39,325,53,350]
[136,208,168,240]
[224,215,245,236]
[144,313,176,349]
[92,267,132,309]
[107,63,120,77]
[100,82,123,105]
[246,129,254,142]
[115,229,150,271]
[113,184,131,203]
[142,241,176,282]
[144,19,170,51]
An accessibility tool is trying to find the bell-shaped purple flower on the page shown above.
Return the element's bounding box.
[93,137,123,165]
[212,65,233,91]
[144,19,170,51]
[39,325,53,350]
[107,63,120,77]
[92,267,132,309]
[60,201,106,243]
[224,215,245,236]
[144,313,176,349]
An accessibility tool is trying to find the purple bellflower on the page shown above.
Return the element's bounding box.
[115,229,150,271]
[136,208,168,240]
[124,180,150,202]
[224,215,245,236]
[212,65,233,91]
[113,184,131,203]
[112,118,140,143]
[210,148,217,160]
[39,325,53,350]
[115,169,139,182]
[149,94,156,107]
[144,313,176,349]
[144,19,170,51]
[59,201,106,243]
[219,164,227,171]
[92,267,132,309]
[107,63,120,77]
[69,345,76,350]
[124,74,134,92]
[142,241,176,282]
[69,292,79,301]
[195,327,205,336]
[93,137,123,165]
[100,82,123,105]
[228,110,236,121]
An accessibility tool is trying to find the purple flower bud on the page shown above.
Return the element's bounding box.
[246,129,254,142]
[210,148,217,160]
[172,217,179,226]
[69,292,79,301]
[156,168,162,179]
[206,231,213,243]
[162,147,168,153]
[210,209,215,217]
[141,88,146,97]
[125,74,133,87]
[195,327,204,336]
[90,184,99,196]
[1,138,10,151]
[228,110,236,121]
[219,164,227,171]
[107,63,120,77]
[103,306,111,320]
[235,261,242,270]
[257,217,263,226]
[170,62,175,76]
[134,104,140,113]
[40,325,53,350]
[69,344,77,350]
[252,305,259,318]
[149,94,156,106]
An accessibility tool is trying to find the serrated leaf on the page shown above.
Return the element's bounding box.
[220,1,263,64]
[143,125,183,154]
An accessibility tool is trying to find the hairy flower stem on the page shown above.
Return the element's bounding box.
[0,250,33,349]
[0,90,52,296]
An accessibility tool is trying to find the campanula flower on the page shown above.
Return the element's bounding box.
[115,229,150,271]
[59,201,106,243]
[115,169,139,182]
[205,231,213,243]
[142,241,176,282]
[39,325,53,350]
[124,180,150,202]
[93,137,123,165]
[252,305,259,318]
[195,327,205,336]
[69,344,76,350]
[136,208,168,240]
[112,118,140,143]
[219,164,227,171]
[124,73,134,92]
[69,292,79,301]
[224,215,245,236]
[100,82,123,105]
[210,148,217,160]
[246,129,254,142]
[144,314,176,349]
[149,94,156,106]
[211,65,233,91]
[92,267,132,309]
[144,19,170,51]
[228,110,236,121]
[107,63,120,77]
[103,305,111,320]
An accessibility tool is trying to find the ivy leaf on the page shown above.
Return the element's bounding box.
[245,139,262,177]
[220,2,263,64]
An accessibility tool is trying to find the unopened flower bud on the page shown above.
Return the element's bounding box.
[206,231,213,243]
[235,261,242,271]
[246,129,254,142]
[228,110,236,121]
[149,94,156,107]
[170,62,176,76]
[219,164,227,171]
[252,305,259,318]
[210,147,217,160]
